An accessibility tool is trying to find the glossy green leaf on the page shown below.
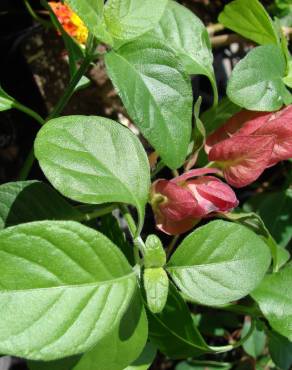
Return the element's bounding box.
[269,331,292,370]
[241,320,266,358]
[0,181,81,230]
[218,0,279,45]
[73,288,148,370]
[227,45,292,111]
[148,0,217,105]
[144,267,169,314]
[124,342,157,370]
[34,116,150,234]
[0,85,15,111]
[244,189,292,248]
[144,235,166,268]
[104,0,167,42]
[252,265,292,341]
[167,220,271,306]
[105,39,192,169]
[0,221,136,360]
[65,0,113,45]
[148,283,210,359]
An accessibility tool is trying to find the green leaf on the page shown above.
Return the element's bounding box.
[269,331,292,370]
[104,0,168,42]
[167,220,271,306]
[105,38,192,169]
[34,116,150,234]
[0,221,136,360]
[144,267,169,314]
[65,0,113,45]
[201,97,241,136]
[241,320,266,358]
[124,342,157,370]
[0,181,82,230]
[218,0,279,45]
[0,85,15,111]
[283,59,292,88]
[252,265,292,341]
[148,283,210,359]
[244,189,292,248]
[148,0,217,106]
[28,356,80,370]
[73,287,148,370]
[227,45,292,111]
[144,235,166,268]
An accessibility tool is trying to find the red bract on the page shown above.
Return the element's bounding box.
[209,135,275,188]
[207,105,292,187]
[150,170,238,235]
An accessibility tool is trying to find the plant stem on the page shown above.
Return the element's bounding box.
[151,160,165,179]
[47,55,92,120]
[23,0,52,28]
[75,204,117,222]
[166,235,179,258]
[19,54,92,179]
[13,102,45,126]
[18,148,35,180]
[119,204,145,264]
[215,303,262,318]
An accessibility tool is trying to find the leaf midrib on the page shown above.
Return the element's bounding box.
[0,270,136,294]
[108,50,178,159]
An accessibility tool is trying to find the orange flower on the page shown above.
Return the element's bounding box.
[49,2,88,45]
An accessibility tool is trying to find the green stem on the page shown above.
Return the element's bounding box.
[18,147,35,180]
[215,303,262,318]
[209,320,256,353]
[75,204,117,222]
[14,102,45,126]
[119,204,145,264]
[19,53,92,179]
[47,55,92,120]
[151,160,165,179]
[23,0,52,28]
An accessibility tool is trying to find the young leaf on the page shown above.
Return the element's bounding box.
[144,267,169,314]
[0,85,15,111]
[34,116,150,234]
[0,221,137,360]
[65,0,113,45]
[227,45,292,111]
[144,234,166,268]
[148,283,210,359]
[124,342,157,370]
[167,220,271,306]
[201,97,241,137]
[244,189,292,248]
[148,0,217,105]
[269,331,292,370]
[241,320,266,358]
[104,0,168,42]
[105,38,192,169]
[0,181,82,230]
[252,265,292,341]
[73,287,148,370]
[283,59,292,88]
[218,0,279,45]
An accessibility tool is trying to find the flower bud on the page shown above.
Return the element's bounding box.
[150,170,238,235]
